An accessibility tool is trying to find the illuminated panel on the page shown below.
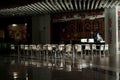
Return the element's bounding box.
[88,38,94,43]
[81,38,87,43]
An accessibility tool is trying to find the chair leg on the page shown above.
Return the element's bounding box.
[103,50,105,56]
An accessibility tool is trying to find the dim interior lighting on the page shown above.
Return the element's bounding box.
[12,24,17,27]
[13,72,18,79]
[25,23,27,26]
[26,73,28,80]
[26,76,28,80]
[88,38,94,43]
[81,38,87,43]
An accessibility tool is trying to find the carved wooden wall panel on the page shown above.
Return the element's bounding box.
[59,18,105,41]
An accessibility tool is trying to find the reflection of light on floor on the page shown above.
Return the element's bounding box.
[25,61,28,66]
[26,77,28,80]
[82,63,87,68]
[26,73,28,80]
[89,62,93,67]
[48,62,52,67]
[60,62,63,67]
[66,64,71,71]
[76,64,82,71]
[13,72,18,79]
[11,60,15,64]
[36,63,42,67]
[43,61,47,66]
[81,59,88,68]
[32,61,37,66]
[55,62,64,70]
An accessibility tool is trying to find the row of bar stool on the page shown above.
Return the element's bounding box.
[84,44,109,56]
[10,44,109,59]
[10,43,109,71]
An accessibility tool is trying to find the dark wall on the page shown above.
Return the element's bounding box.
[51,22,60,44]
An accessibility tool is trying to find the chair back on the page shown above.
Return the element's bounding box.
[47,44,53,51]
[66,44,72,52]
[92,44,96,50]
[58,44,65,51]
[104,44,109,50]
[75,44,82,52]
[100,45,104,51]
[85,44,91,50]
[11,44,15,50]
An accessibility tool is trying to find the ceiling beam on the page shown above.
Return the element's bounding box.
[37,2,50,14]
[55,0,63,12]
[64,0,70,10]
[111,0,119,8]
[74,0,78,11]
[95,0,100,9]
[87,0,90,10]
[59,0,67,11]
[69,0,74,11]
[91,0,95,10]
[45,0,57,12]
[83,0,86,10]
[106,0,113,8]
[102,0,109,8]
[79,0,82,10]
[41,1,54,13]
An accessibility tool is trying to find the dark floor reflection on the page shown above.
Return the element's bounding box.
[0,54,119,80]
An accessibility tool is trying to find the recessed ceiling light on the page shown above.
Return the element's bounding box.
[12,24,17,27]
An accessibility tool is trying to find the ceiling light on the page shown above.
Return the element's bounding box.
[12,24,17,27]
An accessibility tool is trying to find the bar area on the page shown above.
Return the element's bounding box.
[0,0,120,80]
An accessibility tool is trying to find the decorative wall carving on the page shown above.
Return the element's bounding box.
[60,18,105,40]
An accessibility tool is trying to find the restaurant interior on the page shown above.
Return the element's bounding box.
[0,0,120,80]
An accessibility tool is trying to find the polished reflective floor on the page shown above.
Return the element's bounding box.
[0,52,120,80]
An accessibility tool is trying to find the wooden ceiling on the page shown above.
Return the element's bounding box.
[0,0,119,17]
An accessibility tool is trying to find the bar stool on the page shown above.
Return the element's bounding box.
[20,44,25,57]
[28,44,33,57]
[47,61,53,69]
[84,44,91,55]
[47,44,53,59]
[52,44,58,58]
[58,44,65,51]
[66,64,72,72]
[36,44,43,59]
[31,44,37,58]
[91,44,97,55]
[47,44,53,51]
[99,44,105,56]
[55,59,64,70]
[65,44,72,58]
[74,44,82,58]
[10,44,16,56]
[57,44,65,69]
[27,44,36,59]
[43,44,48,60]
[50,45,58,68]
[58,44,65,59]
[104,44,109,56]
[24,45,29,57]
